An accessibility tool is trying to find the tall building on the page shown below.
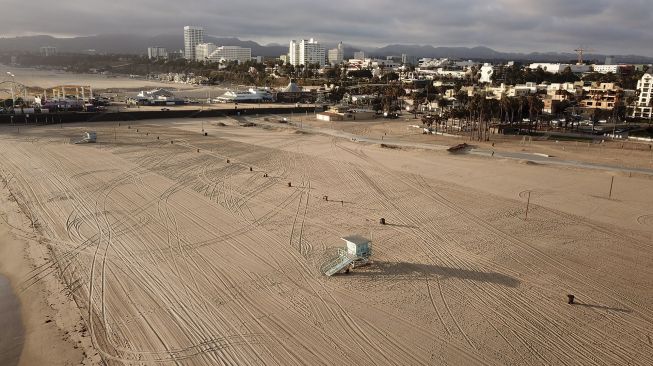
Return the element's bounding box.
[289,38,325,67]
[40,46,57,57]
[353,51,365,60]
[632,73,653,119]
[289,40,300,66]
[147,46,168,60]
[195,43,217,61]
[328,42,344,65]
[401,54,417,65]
[207,46,252,64]
[183,26,204,60]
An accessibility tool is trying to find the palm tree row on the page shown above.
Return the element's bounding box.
[428,93,546,141]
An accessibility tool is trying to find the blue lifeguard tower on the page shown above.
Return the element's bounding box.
[323,236,372,276]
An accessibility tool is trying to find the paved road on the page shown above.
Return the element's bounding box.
[250,116,653,176]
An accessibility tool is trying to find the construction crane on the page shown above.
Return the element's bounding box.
[574,47,596,65]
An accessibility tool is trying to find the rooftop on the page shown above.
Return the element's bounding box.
[341,235,371,246]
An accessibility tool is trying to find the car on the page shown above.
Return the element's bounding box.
[161,108,170,111]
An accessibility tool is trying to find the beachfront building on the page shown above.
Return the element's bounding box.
[592,64,622,74]
[289,38,325,67]
[328,42,344,65]
[195,43,217,61]
[580,83,623,110]
[133,89,185,105]
[214,88,273,103]
[207,46,252,64]
[529,63,591,74]
[184,26,204,60]
[436,68,469,79]
[147,46,168,60]
[632,73,653,119]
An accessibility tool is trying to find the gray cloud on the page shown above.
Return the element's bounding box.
[2,0,652,56]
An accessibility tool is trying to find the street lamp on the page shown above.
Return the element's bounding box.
[6,72,15,112]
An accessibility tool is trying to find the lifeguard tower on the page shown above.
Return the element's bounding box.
[74,131,97,144]
[323,236,372,276]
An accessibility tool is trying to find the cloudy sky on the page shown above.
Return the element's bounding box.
[3,0,652,55]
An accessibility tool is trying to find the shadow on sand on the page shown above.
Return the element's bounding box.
[573,302,631,313]
[347,261,520,288]
[384,223,418,229]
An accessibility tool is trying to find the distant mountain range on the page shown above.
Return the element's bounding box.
[2,34,653,64]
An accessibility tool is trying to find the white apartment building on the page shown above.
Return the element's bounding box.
[436,68,468,79]
[371,59,400,68]
[147,46,168,60]
[289,38,326,66]
[547,82,582,96]
[328,42,344,65]
[184,26,204,60]
[289,40,300,65]
[279,54,289,64]
[632,73,653,119]
[418,58,451,69]
[207,46,252,64]
[195,43,217,61]
[40,46,57,57]
[592,64,621,74]
[353,51,365,60]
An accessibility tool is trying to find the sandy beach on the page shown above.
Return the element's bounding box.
[0,115,652,365]
[0,65,234,100]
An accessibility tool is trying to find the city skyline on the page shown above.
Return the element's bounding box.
[1,0,652,57]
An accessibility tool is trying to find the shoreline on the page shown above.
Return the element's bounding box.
[0,180,99,365]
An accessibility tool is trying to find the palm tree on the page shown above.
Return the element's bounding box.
[515,96,527,131]
[470,93,494,141]
[412,92,424,119]
[468,94,480,140]
[527,95,544,134]
[499,95,511,123]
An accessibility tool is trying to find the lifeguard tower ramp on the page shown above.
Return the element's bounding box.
[323,250,356,276]
[323,236,372,276]
[74,131,97,144]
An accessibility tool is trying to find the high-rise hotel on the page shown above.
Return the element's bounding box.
[183,26,204,60]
